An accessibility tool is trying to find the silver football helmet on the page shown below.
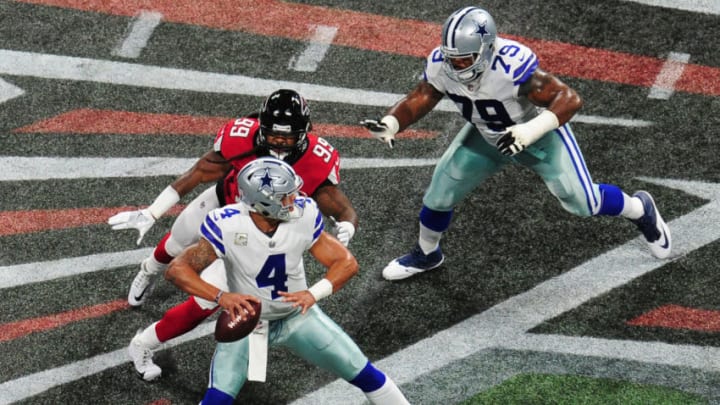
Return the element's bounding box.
[440,7,497,84]
[236,157,304,221]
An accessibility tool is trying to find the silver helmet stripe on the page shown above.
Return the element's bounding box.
[443,6,478,50]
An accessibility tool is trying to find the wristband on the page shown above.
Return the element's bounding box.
[308,278,333,302]
[515,110,560,143]
[214,290,225,304]
[147,186,181,219]
[380,115,400,135]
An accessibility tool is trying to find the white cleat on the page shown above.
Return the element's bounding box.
[128,258,159,307]
[128,332,161,382]
[630,191,672,259]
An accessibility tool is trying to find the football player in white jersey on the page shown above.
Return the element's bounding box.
[362,6,672,281]
[164,157,409,405]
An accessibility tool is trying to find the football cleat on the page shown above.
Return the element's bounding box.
[382,244,445,281]
[128,258,159,307]
[128,332,161,381]
[630,191,672,259]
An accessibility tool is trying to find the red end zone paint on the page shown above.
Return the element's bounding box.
[0,299,129,342]
[0,205,185,236]
[13,108,438,139]
[15,0,720,96]
[627,304,720,332]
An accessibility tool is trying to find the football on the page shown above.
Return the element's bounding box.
[214,300,262,342]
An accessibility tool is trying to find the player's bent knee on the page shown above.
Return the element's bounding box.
[546,176,594,217]
[201,388,234,405]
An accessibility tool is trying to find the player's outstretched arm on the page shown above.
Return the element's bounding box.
[107,150,230,244]
[361,80,444,148]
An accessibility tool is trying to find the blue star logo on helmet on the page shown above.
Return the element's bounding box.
[474,22,489,37]
[258,169,276,192]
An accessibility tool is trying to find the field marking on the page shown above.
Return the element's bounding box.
[0,157,438,181]
[627,304,720,332]
[289,25,338,72]
[12,0,720,96]
[0,248,152,289]
[0,205,185,236]
[623,0,720,15]
[0,78,24,103]
[12,108,438,139]
[294,177,720,404]
[648,52,690,99]
[111,10,163,59]
[2,178,719,403]
[0,299,129,342]
[0,49,652,127]
[0,322,214,405]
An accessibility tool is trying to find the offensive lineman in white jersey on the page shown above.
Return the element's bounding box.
[362,6,672,281]
[164,157,409,404]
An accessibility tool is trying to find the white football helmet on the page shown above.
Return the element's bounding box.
[440,7,497,84]
[236,157,304,221]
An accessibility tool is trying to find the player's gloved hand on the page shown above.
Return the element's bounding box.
[107,208,156,245]
[495,129,526,156]
[360,115,399,148]
[495,110,561,156]
[335,221,356,246]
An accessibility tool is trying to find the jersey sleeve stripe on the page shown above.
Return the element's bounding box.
[200,215,225,255]
[513,54,538,85]
[313,210,324,240]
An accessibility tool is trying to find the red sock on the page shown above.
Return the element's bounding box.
[154,296,218,342]
[153,232,175,264]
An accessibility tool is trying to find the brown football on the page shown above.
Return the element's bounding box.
[214,300,262,342]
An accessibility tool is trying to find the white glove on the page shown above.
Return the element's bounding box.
[360,115,399,148]
[107,208,156,245]
[495,110,560,156]
[335,221,356,246]
[495,129,527,156]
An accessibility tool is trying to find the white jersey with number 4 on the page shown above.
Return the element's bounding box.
[424,37,542,144]
[200,197,324,320]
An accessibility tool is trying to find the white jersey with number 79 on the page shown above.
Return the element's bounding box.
[424,37,542,144]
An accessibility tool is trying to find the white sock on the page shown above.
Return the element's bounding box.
[143,256,168,276]
[418,223,442,254]
[136,321,162,350]
[620,193,644,220]
[364,377,410,405]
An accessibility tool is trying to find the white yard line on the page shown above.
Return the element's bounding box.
[648,52,690,100]
[623,0,720,15]
[0,322,214,405]
[0,49,651,126]
[0,157,439,181]
[0,248,152,289]
[0,78,24,103]
[111,10,163,59]
[289,25,338,72]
